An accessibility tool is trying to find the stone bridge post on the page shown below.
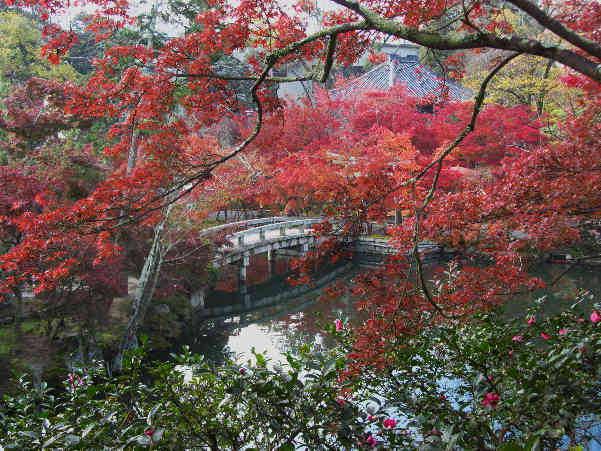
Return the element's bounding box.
[267,247,275,275]
[240,252,250,285]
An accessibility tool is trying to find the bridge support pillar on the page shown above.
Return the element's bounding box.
[394,208,402,225]
[302,242,309,253]
[240,253,250,286]
[267,248,276,275]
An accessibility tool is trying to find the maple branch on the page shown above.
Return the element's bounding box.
[207,65,273,168]
[367,53,520,211]
[505,0,601,60]
[410,182,450,318]
[328,0,601,84]
[321,33,338,83]
[408,52,520,319]
[173,73,315,83]
[170,21,374,190]
[163,243,210,265]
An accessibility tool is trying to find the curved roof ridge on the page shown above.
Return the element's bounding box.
[331,57,472,101]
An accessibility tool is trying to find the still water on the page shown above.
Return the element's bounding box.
[163,255,601,367]
[0,254,599,395]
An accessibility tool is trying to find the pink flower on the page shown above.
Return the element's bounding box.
[367,415,376,422]
[577,318,584,323]
[145,429,154,436]
[512,335,523,342]
[508,350,514,355]
[541,333,550,340]
[67,373,83,389]
[383,418,397,429]
[335,319,343,331]
[439,394,447,400]
[559,328,567,335]
[366,436,377,447]
[336,398,345,406]
[591,311,600,323]
[527,317,536,326]
[239,367,246,375]
[482,392,499,408]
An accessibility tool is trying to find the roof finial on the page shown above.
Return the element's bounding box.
[388,54,395,89]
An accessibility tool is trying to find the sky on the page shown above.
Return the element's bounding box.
[52,0,341,34]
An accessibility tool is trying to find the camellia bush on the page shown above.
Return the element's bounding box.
[1,300,600,450]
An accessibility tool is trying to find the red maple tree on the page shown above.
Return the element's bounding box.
[0,0,599,370]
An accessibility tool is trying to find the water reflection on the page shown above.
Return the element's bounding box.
[505,263,601,318]
[162,260,601,367]
[160,254,358,364]
[2,253,599,395]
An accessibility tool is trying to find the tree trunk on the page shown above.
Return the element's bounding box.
[113,204,172,371]
[12,287,23,326]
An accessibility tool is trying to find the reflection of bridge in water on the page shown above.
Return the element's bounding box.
[192,262,354,330]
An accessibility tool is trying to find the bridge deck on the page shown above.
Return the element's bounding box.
[211,217,442,266]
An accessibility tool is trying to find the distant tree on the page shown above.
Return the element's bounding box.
[0,11,78,83]
[63,14,104,76]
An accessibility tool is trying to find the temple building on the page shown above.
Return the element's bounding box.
[277,41,471,102]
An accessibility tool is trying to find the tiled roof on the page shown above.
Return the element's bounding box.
[332,55,471,101]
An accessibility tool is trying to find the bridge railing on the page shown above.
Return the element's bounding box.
[231,218,323,246]
[201,216,297,236]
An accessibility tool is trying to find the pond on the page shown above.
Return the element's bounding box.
[155,255,601,368]
[0,253,600,396]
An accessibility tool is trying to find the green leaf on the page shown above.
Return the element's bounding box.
[525,435,540,451]
[42,418,50,433]
[152,428,164,442]
[42,432,64,448]
[63,435,81,446]
[254,352,267,368]
[147,402,162,426]
[323,357,337,376]
[81,422,96,439]
[18,431,40,440]
[499,442,524,451]
[367,396,382,407]
[279,443,294,451]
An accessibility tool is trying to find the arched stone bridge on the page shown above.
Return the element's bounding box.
[199,216,442,287]
[208,216,322,283]
[190,216,443,310]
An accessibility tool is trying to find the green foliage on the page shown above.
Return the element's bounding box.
[0,12,78,83]
[64,14,104,76]
[340,300,601,449]
[0,344,364,449]
[1,305,599,449]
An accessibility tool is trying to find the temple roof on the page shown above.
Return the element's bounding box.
[332,54,472,101]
